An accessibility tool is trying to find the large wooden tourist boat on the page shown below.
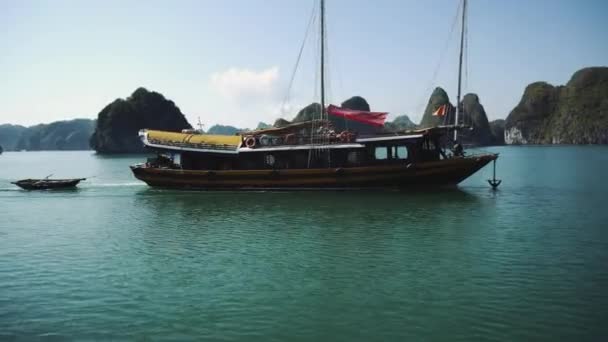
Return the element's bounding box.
[130,0,497,190]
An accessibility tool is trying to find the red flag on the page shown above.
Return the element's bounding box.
[432,104,448,117]
[327,105,388,127]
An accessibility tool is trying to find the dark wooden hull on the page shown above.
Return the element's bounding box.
[12,178,85,190]
[130,154,496,190]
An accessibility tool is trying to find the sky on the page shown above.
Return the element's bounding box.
[1,0,607,128]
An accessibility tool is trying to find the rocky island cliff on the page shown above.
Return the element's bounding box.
[418,87,502,146]
[505,67,608,144]
[90,88,191,153]
[270,96,415,133]
[3,67,604,153]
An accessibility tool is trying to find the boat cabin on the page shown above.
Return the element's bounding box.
[139,125,447,171]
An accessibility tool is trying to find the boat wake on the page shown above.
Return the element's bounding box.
[92,182,146,188]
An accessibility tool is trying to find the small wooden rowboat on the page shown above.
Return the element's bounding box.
[11,178,86,190]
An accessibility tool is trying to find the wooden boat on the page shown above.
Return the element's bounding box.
[130,0,498,190]
[12,178,86,190]
[130,123,497,190]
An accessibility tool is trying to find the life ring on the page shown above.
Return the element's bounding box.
[244,136,256,148]
[271,136,283,146]
[259,135,271,146]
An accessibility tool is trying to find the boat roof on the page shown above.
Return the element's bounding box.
[239,143,364,152]
[142,130,242,153]
[139,126,449,155]
[356,134,424,143]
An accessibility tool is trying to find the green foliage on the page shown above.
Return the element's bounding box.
[384,115,416,132]
[272,97,375,128]
[419,87,452,128]
[206,124,240,135]
[256,122,271,130]
[419,88,498,146]
[273,118,291,128]
[341,96,370,111]
[90,87,192,153]
[459,93,493,146]
[293,103,323,123]
[0,124,27,151]
[489,119,505,145]
[0,119,95,151]
[505,67,608,144]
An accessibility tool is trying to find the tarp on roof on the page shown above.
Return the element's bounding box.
[146,130,242,148]
[327,105,388,127]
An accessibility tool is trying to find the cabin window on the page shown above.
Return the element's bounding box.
[374,147,388,160]
[172,153,182,166]
[347,151,360,164]
[394,146,408,160]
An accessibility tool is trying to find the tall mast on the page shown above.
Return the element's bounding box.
[454,0,466,142]
[320,0,326,120]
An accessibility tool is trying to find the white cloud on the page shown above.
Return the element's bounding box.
[210,66,280,105]
[206,66,297,128]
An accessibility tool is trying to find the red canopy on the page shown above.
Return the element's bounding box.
[327,105,388,127]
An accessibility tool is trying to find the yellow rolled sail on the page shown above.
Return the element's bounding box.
[146,130,242,150]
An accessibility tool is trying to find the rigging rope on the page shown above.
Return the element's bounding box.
[323,4,331,166]
[414,0,462,116]
[463,4,470,127]
[308,14,321,168]
[281,1,317,118]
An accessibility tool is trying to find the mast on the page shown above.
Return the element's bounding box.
[454,0,466,142]
[308,0,327,168]
[320,0,326,120]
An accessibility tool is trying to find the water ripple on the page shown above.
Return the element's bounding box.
[1,149,608,340]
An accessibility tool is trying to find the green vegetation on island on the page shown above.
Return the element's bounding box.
[489,119,505,145]
[419,87,501,146]
[0,124,27,151]
[206,124,241,135]
[2,66,605,152]
[384,115,417,132]
[505,67,608,144]
[0,120,95,151]
[90,87,191,153]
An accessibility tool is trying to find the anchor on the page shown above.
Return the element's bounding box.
[487,157,501,190]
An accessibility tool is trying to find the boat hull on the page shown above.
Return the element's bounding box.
[11,179,85,190]
[130,154,497,190]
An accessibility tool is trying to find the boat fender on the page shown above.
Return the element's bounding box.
[245,136,256,148]
[260,135,271,146]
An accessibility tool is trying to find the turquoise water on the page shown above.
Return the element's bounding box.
[1,147,607,341]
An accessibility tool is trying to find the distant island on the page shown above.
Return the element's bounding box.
[1,66,605,153]
[418,88,504,146]
[504,67,608,144]
[0,119,95,152]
